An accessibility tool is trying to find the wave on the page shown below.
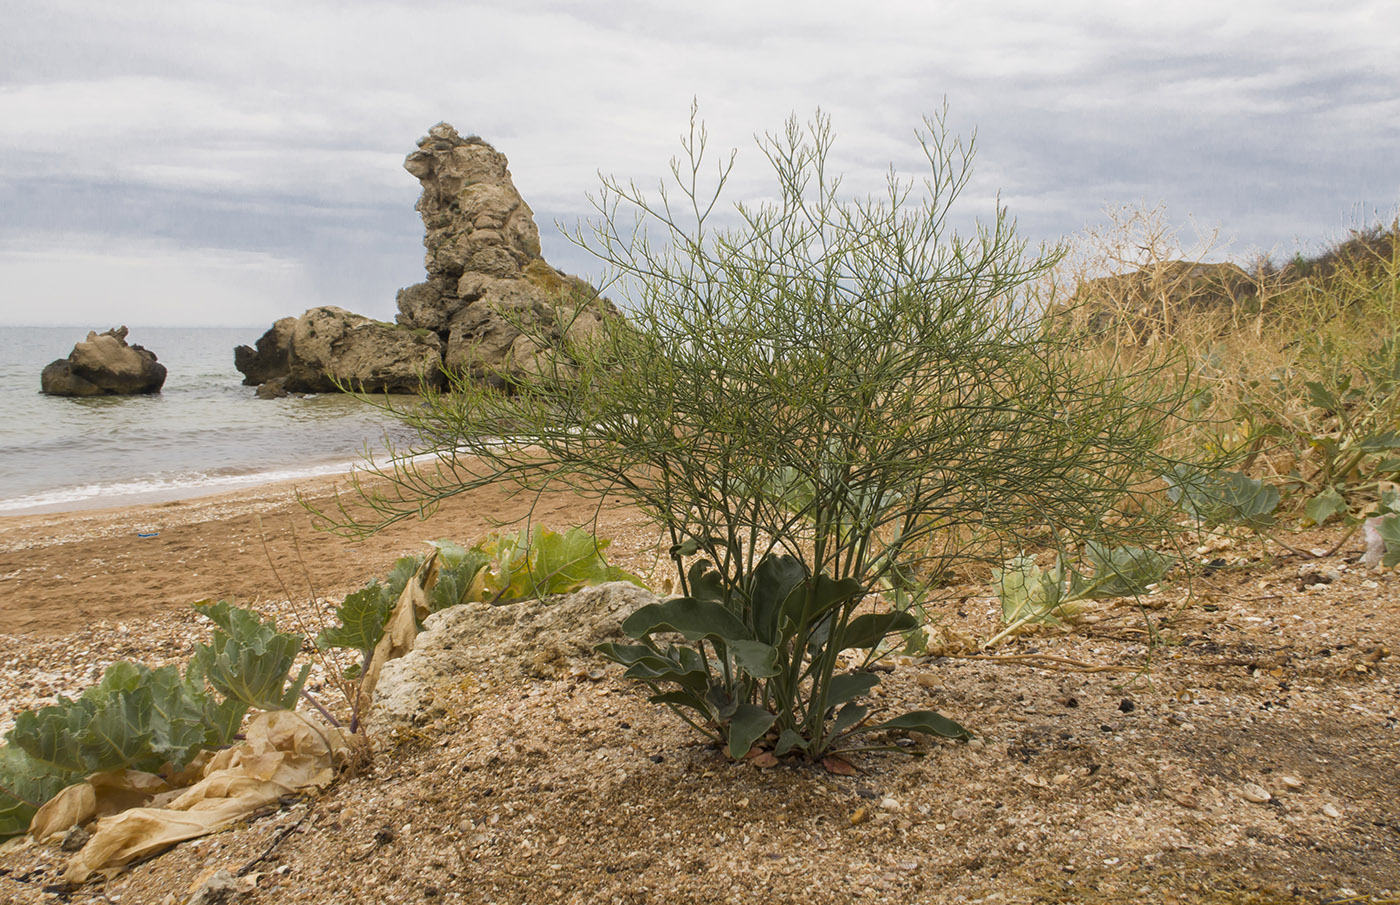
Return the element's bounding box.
[0,459,370,515]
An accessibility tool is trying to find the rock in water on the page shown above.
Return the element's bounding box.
[235,123,612,395]
[40,326,167,396]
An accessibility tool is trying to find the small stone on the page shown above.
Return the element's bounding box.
[1322,803,1342,819]
[60,823,91,852]
[1240,782,1272,803]
[915,673,940,688]
[1278,775,1303,789]
[849,807,869,826]
[879,797,902,811]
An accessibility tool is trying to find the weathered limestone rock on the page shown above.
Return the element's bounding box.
[236,124,616,394]
[232,317,295,386]
[40,327,167,396]
[236,306,443,394]
[396,123,612,386]
[370,582,658,728]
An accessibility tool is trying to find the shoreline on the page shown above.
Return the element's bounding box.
[0,456,373,517]
[0,463,662,637]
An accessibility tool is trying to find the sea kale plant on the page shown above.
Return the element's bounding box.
[321,107,1187,761]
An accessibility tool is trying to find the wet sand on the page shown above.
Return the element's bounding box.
[0,469,661,636]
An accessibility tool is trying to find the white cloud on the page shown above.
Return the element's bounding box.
[1,0,1397,324]
[0,235,322,326]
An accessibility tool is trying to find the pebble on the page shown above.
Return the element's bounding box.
[915,673,940,688]
[1322,803,1342,819]
[1240,782,1272,803]
[879,797,902,811]
[1278,775,1303,789]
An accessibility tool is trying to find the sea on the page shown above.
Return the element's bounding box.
[0,326,419,515]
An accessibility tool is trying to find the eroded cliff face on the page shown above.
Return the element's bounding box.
[235,125,611,394]
[394,123,606,388]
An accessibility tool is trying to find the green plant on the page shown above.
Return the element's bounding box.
[321,107,1188,761]
[0,602,306,839]
[987,542,1175,647]
[315,528,639,677]
[1165,465,1281,529]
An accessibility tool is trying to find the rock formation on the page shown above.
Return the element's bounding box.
[235,306,443,395]
[371,582,657,728]
[41,327,167,396]
[235,123,610,395]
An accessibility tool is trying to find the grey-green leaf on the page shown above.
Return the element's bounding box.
[726,704,777,760]
[852,709,972,740]
[621,597,753,644]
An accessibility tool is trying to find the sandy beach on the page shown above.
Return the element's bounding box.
[0,468,663,637]
[1,468,1398,902]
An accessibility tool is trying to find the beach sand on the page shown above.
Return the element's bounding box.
[0,468,663,637]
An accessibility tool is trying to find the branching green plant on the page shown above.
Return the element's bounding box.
[315,106,1190,761]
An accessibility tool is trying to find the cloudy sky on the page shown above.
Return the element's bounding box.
[2,0,1397,327]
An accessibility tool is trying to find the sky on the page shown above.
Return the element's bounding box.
[1,0,1397,328]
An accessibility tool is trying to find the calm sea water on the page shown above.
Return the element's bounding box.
[0,326,419,514]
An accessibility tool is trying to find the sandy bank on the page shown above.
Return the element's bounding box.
[0,466,661,636]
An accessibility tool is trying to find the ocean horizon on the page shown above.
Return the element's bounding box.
[0,325,418,514]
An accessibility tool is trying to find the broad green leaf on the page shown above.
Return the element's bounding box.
[777,574,863,638]
[317,583,394,659]
[647,690,709,713]
[593,642,662,666]
[0,747,67,840]
[1166,466,1279,528]
[1075,542,1174,599]
[1304,486,1348,527]
[727,640,779,678]
[1378,514,1400,568]
[526,527,614,596]
[429,548,490,611]
[852,709,971,740]
[1359,432,1400,452]
[8,696,98,777]
[686,559,726,605]
[843,611,918,650]
[993,555,1066,626]
[773,729,808,757]
[621,657,709,692]
[748,554,807,645]
[669,538,700,558]
[829,702,869,738]
[726,703,777,761]
[1305,380,1340,412]
[373,555,422,607]
[826,672,880,709]
[190,600,308,712]
[622,597,753,644]
[1218,471,1280,527]
[142,665,211,767]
